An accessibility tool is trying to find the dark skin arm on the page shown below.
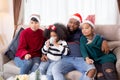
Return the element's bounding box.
[101,40,110,54]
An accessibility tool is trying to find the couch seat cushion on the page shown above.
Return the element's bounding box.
[3,60,20,74]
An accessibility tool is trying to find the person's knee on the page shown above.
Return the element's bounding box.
[97,72,104,78]
[105,68,113,73]
[87,69,96,78]
[104,68,118,79]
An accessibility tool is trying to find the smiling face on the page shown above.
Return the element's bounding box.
[81,23,94,37]
[67,18,80,32]
[29,20,40,31]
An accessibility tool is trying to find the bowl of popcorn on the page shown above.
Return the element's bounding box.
[15,74,29,80]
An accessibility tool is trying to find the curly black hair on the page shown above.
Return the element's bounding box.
[44,23,68,41]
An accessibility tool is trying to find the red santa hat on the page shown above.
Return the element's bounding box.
[81,20,95,28]
[29,14,41,23]
[70,13,82,23]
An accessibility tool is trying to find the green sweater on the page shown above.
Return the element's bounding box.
[80,34,116,64]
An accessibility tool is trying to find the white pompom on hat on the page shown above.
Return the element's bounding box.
[81,20,95,28]
[29,14,41,23]
[69,13,82,23]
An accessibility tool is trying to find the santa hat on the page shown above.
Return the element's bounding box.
[70,13,82,23]
[81,20,95,28]
[29,14,41,23]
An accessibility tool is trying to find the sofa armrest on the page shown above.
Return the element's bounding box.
[0,48,10,71]
[113,47,120,79]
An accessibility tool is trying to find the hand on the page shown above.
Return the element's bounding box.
[41,54,48,62]
[85,57,94,64]
[24,54,31,60]
[46,40,50,48]
[101,40,110,54]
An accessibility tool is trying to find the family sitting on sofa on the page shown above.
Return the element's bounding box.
[5,13,118,80]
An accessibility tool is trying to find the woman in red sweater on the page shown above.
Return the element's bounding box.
[14,14,45,74]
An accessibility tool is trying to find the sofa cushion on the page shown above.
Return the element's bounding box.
[4,27,24,60]
[3,60,20,74]
[95,25,120,41]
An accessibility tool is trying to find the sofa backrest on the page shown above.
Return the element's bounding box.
[95,25,120,50]
[95,25,120,41]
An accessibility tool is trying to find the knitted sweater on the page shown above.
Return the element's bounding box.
[80,34,116,64]
[16,28,45,59]
[42,40,69,61]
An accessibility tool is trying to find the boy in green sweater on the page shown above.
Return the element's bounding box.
[80,20,118,80]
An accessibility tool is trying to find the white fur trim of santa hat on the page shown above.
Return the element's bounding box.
[29,14,41,23]
[81,20,95,28]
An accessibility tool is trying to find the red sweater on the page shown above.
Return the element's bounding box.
[16,28,45,59]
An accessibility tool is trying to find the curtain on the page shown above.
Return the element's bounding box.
[24,0,95,25]
[95,0,119,24]
[24,0,119,25]
[118,0,120,13]
[0,0,14,45]
[13,0,23,37]
[13,0,21,26]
